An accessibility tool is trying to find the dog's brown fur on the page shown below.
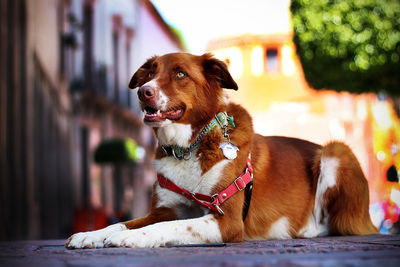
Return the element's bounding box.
[123,53,377,241]
[66,53,377,249]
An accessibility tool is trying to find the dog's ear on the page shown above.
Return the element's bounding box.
[202,53,238,90]
[128,56,158,89]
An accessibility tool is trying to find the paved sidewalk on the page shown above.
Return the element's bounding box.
[0,234,399,266]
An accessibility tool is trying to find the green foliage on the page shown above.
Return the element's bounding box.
[291,0,400,95]
[94,138,138,164]
[170,25,189,51]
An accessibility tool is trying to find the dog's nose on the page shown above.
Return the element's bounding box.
[138,85,155,101]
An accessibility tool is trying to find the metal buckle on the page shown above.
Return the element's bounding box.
[211,194,224,216]
[171,148,179,159]
[161,146,169,156]
[215,112,229,128]
[183,151,192,161]
[223,127,230,142]
[172,148,192,160]
[244,167,253,179]
[214,113,224,128]
[234,177,245,191]
[213,204,225,216]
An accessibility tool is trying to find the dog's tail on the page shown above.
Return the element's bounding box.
[314,142,378,235]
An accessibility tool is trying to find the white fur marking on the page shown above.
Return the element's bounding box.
[298,157,339,238]
[222,91,230,105]
[267,217,292,240]
[157,123,192,147]
[104,214,222,247]
[66,223,127,249]
[155,156,229,209]
[319,157,339,190]
[142,79,169,110]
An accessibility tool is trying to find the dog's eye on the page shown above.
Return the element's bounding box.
[148,71,154,78]
[176,71,185,79]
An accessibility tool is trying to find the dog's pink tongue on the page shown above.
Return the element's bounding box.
[144,108,184,122]
[165,109,183,120]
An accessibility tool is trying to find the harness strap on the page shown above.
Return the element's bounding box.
[157,158,253,218]
[242,180,253,221]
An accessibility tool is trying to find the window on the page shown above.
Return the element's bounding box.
[112,29,120,103]
[112,15,123,104]
[60,2,78,80]
[125,28,134,108]
[83,2,94,88]
[265,48,279,73]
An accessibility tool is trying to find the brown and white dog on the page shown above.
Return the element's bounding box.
[66,52,377,249]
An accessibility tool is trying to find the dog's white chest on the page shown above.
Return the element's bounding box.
[153,156,229,209]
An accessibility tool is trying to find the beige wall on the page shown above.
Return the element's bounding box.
[27,0,60,86]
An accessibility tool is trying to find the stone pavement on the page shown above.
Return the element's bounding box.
[0,234,399,267]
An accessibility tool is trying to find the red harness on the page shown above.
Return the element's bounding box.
[157,158,253,216]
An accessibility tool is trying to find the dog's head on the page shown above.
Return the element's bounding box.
[129,53,237,132]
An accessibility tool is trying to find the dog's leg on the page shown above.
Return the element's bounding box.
[104,214,226,248]
[65,207,177,249]
[104,198,246,248]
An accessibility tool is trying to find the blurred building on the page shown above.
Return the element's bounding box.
[208,33,400,233]
[208,34,375,158]
[0,0,183,240]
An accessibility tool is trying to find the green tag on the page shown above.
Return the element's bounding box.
[228,116,235,128]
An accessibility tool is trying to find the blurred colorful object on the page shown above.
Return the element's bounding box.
[369,100,400,233]
[94,138,145,164]
[72,208,109,233]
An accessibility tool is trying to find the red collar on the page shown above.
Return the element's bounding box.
[157,158,253,216]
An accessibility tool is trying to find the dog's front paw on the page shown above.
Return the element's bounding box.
[104,230,136,247]
[104,229,159,248]
[65,224,127,249]
[66,232,105,249]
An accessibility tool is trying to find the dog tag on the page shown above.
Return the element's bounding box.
[219,142,239,160]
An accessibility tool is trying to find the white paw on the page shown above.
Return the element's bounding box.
[65,224,127,249]
[104,229,160,248]
[65,232,105,249]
